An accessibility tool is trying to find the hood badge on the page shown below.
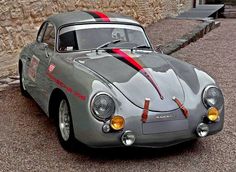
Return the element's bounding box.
[156,114,175,119]
[141,98,150,123]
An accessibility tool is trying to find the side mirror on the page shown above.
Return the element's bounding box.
[156,44,164,54]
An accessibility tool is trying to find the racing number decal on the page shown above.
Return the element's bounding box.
[28,55,40,82]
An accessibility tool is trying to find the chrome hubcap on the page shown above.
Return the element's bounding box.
[59,99,70,141]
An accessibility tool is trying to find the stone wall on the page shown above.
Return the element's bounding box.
[0,0,193,54]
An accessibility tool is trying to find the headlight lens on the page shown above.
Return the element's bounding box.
[202,85,224,109]
[91,92,115,121]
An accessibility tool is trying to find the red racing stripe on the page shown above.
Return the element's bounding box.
[90,11,110,22]
[140,69,164,100]
[111,48,164,100]
[112,48,143,71]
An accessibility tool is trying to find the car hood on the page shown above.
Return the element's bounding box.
[74,49,185,111]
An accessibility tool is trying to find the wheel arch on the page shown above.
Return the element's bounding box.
[18,60,23,74]
[48,88,68,119]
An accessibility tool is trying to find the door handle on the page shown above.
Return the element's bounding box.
[45,49,50,58]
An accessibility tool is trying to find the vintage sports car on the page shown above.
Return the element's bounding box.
[19,11,224,150]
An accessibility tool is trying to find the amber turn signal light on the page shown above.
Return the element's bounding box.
[207,107,220,122]
[110,115,125,131]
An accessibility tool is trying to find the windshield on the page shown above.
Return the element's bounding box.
[58,24,151,52]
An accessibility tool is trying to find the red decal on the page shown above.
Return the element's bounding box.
[48,64,55,73]
[73,91,86,101]
[91,11,110,22]
[111,49,164,100]
[67,87,73,93]
[47,72,86,101]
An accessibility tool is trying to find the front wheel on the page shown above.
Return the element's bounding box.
[56,97,76,151]
[19,62,30,97]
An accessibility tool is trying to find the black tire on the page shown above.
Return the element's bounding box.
[19,62,30,98]
[55,95,76,151]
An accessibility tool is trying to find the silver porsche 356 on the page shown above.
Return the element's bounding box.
[19,11,224,150]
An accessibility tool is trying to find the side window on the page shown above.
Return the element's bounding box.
[59,31,78,51]
[43,23,55,50]
[37,23,47,42]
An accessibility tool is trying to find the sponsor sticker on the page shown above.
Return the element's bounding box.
[48,64,56,73]
[28,55,40,82]
[47,72,86,101]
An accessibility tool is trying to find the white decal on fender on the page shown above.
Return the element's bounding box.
[28,55,40,82]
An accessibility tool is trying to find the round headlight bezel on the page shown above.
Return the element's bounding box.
[202,85,224,109]
[90,92,116,121]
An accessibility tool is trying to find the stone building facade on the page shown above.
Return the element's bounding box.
[0,0,193,54]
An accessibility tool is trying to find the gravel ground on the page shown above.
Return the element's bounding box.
[146,18,202,47]
[0,19,236,172]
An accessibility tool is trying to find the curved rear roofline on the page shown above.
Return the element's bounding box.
[47,11,140,29]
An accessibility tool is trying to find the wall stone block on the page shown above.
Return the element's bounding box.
[30,1,44,18]
[0,26,7,34]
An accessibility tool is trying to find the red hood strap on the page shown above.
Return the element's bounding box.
[141,98,150,123]
[172,97,189,118]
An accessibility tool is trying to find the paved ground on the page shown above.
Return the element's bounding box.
[0,19,236,172]
[146,18,201,47]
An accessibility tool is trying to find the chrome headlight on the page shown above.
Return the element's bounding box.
[202,85,224,109]
[90,92,115,121]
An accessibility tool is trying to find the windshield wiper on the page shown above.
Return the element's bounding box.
[132,45,152,51]
[95,39,122,52]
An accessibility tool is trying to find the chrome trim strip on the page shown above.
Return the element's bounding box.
[60,24,145,35]
[202,85,222,108]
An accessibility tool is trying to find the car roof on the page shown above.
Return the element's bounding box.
[46,11,140,29]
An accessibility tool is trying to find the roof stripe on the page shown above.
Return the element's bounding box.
[84,11,110,22]
[107,48,164,100]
